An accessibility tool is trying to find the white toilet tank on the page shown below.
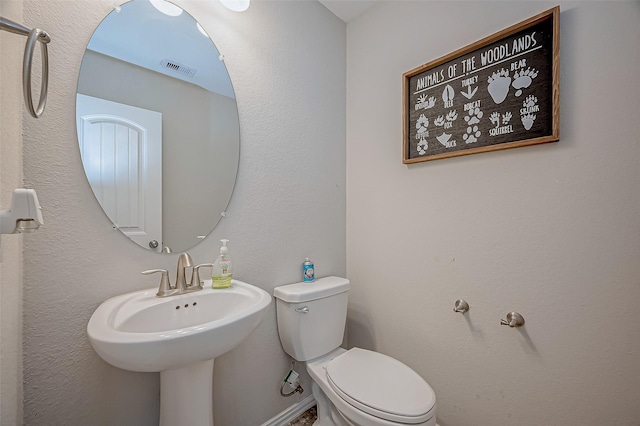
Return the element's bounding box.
[274,277,350,361]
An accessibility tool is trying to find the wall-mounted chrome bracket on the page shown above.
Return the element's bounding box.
[500,312,525,327]
[453,299,470,314]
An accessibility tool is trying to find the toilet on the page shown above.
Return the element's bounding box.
[274,277,437,426]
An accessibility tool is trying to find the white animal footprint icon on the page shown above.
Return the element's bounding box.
[487,69,511,104]
[416,114,429,134]
[490,112,500,127]
[512,68,538,96]
[520,95,538,130]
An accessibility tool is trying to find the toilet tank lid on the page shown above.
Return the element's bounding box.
[273,276,350,303]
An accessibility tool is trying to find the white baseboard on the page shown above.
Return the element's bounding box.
[260,395,316,426]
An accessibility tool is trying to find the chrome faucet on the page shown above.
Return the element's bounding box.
[175,252,193,292]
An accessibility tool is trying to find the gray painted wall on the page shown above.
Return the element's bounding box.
[13,1,640,425]
[22,0,345,424]
[0,0,25,424]
[346,2,640,425]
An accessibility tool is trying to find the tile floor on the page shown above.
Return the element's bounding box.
[285,405,317,426]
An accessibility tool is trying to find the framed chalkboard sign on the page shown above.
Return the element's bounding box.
[403,7,559,163]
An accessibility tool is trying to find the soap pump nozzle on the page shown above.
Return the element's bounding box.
[219,239,229,254]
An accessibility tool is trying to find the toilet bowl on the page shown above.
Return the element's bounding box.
[308,348,437,426]
[274,277,437,426]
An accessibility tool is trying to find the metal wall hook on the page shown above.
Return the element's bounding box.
[453,299,469,314]
[500,312,525,328]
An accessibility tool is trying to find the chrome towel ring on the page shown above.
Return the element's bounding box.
[0,17,51,118]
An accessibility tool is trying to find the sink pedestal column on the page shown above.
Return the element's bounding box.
[160,359,215,426]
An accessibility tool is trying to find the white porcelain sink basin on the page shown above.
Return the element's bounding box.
[87,279,271,372]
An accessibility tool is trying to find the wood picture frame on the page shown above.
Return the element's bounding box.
[402,6,560,164]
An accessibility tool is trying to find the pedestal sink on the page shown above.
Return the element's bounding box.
[87,279,271,426]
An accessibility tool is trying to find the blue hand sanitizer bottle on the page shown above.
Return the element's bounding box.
[303,258,314,282]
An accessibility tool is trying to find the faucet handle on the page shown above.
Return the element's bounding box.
[189,263,214,290]
[142,269,176,298]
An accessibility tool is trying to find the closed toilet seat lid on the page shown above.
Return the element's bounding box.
[326,348,436,424]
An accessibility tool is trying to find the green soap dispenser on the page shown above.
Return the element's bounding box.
[212,239,232,289]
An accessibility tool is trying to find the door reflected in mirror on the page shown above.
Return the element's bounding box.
[76,0,239,253]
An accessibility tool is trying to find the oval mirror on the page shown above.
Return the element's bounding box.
[76,0,239,253]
